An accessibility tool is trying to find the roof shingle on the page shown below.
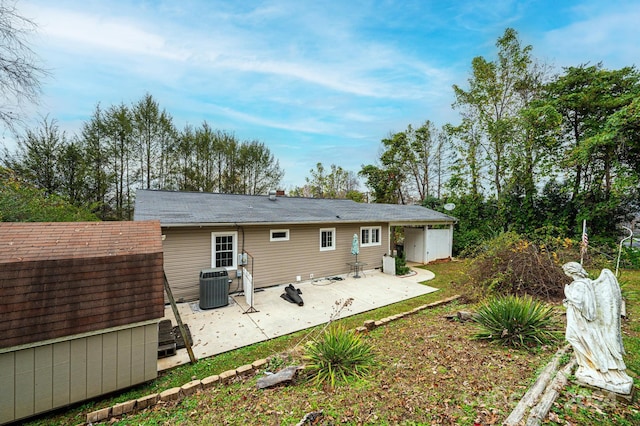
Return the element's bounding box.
[133,190,457,225]
[0,220,162,263]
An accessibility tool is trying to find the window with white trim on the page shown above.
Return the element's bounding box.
[360,226,381,247]
[212,231,237,269]
[270,229,290,241]
[319,228,336,251]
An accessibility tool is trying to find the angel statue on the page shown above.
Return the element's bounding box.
[562,262,633,394]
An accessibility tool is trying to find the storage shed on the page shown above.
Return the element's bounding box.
[0,221,164,425]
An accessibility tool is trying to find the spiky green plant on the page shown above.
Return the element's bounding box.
[472,295,560,349]
[303,325,375,387]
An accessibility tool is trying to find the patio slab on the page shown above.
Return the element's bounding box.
[158,267,437,371]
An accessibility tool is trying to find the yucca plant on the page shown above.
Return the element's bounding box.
[303,325,375,387]
[472,295,560,349]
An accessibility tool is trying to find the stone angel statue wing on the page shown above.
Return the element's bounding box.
[593,268,625,360]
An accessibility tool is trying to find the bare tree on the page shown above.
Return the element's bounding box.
[0,0,47,129]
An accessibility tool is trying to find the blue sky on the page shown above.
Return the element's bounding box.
[6,0,640,188]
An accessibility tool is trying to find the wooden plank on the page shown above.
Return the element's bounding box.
[0,352,16,424]
[34,345,53,413]
[144,323,159,381]
[117,329,132,389]
[164,273,197,364]
[52,341,70,407]
[86,335,103,398]
[69,339,87,403]
[101,332,118,393]
[14,348,35,420]
[130,326,146,385]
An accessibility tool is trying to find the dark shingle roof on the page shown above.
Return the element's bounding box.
[134,190,456,226]
[0,220,162,263]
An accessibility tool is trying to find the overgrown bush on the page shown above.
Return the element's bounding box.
[303,325,375,387]
[472,295,560,349]
[465,232,567,302]
[619,247,640,270]
[0,167,98,222]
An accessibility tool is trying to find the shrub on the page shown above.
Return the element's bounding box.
[303,325,375,387]
[466,232,567,302]
[395,254,411,275]
[472,295,560,349]
[619,246,640,270]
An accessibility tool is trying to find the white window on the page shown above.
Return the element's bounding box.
[212,231,237,269]
[270,229,290,241]
[360,226,381,247]
[319,228,336,251]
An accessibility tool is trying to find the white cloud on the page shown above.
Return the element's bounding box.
[26,6,190,61]
[206,104,341,135]
[541,2,640,69]
[26,1,450,102]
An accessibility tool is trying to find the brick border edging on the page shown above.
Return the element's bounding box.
[86,294,461,424]
[354,295,461,334]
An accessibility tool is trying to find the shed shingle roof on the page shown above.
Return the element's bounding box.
[0,220,162,263]
[133,190,456,226]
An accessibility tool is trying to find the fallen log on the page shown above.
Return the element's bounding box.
[525,358,577,426]
[457,311,477,322]
[256,365,302,389]
[444,310,477,322]
[503,344,571,426]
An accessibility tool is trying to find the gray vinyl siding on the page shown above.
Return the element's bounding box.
[162,223,389,301]
[0,323,158,425]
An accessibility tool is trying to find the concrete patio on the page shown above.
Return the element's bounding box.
[158,266,437,371]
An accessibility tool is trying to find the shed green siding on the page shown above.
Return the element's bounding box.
[0,322,158,425]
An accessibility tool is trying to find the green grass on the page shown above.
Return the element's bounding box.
[25,262,463,426]
[28,263,638,425]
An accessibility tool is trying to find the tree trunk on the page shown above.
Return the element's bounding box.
[503,344,571,426]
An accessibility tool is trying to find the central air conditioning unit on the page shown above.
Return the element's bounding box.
[199,267,231,309]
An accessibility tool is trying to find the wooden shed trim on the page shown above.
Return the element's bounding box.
[0,319,160,355]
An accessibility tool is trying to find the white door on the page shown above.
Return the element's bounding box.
[404,227,425,263]
[425,227,452,262]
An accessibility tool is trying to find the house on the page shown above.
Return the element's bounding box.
[134,190,456,303]
[0,221,164,425]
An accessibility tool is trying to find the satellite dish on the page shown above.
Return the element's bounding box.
[443,203,456,211]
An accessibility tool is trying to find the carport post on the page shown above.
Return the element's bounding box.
[164,272,197,364]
